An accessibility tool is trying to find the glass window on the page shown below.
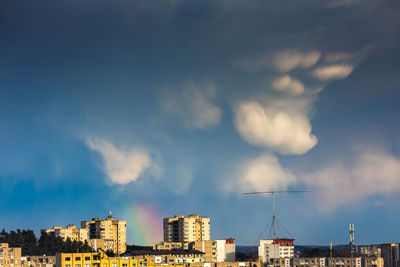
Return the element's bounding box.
[76,265,81,267]
[85,257,91,261]
[76,257,81,261]
[85,264,90,267]
[66,257,71,261]
[122,264,127,267]
[112,264,118,267]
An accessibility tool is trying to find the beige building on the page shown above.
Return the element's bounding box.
[21,255,56,267]
[189,261,260,267]
[81,214,127,255]
[164,215,210,243]
[153,242,185,250]
[0,243,22,267]
[126,250,206,264]
[43,225,88,243]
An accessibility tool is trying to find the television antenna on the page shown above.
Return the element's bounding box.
[243,190,312,239]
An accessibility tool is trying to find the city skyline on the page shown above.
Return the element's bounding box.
[1,0,400,246]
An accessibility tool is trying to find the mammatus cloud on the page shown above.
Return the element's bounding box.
[86,137,151,185]
[161,83,222,130]
[234,101,318,155]
[274,50,321,72]
[311,64,354,81]
[272,75,305,95]
[302,147,400,212]
[224,154,296,193]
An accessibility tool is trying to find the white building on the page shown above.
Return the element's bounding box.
[258,239,294,263]
[215,239,236,262]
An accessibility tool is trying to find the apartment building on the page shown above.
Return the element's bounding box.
[292,257,326,267]
[272,257,382,267]
[381,244,399,267]
[126,250,206,264]
[56,251,185,267]
[81,214,127,255]
[357,246,381,258]
[43,225,88,243]
[163,215,210,243]
[0,243,22,267]
[190,262,260,267]
[214,239,235,263]
[21,255,56,267]
[327,258,362,267]
[258,239,294,263]
[153,242,184,250]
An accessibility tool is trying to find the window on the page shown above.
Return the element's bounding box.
[132,264,136,267]
[103,264,107,267]
[85,257,91,261]
[76,257,81,261]
[66,265,71,267]
[112,264,118,267]
[122,264,127,267]
[76,265,81,267]
[85,264,90,267]
[66,257,71,261]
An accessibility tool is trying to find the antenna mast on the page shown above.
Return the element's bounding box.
[243,189,312,239]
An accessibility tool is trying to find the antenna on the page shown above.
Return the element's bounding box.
[349,224,355,267]
[243,189,312,239]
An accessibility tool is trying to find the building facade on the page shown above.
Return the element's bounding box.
[56,251,185,267]
[258,239,294,263]
[43,225,88,243]
[0,243,22,267]
[214,239,235,263]
[163,215,210,243]
[381,244,399,267]
[357,246,381,258]
[81,214,127,255]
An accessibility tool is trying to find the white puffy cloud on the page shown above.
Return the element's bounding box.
[302,147,400,211]
[274,50,321,72]
[86,137,151,185]
[234,101,318,155]
[272,75,305,95]
[161,83,222,130]
[224,154,296,193]
[312,64,354,81]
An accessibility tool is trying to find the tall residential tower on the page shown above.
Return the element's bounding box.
[163,214,210,243]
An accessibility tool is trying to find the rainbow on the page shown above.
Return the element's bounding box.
[123,204,164,246]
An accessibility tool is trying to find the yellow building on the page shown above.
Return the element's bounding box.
[127,249,205,264]
[56,251,185,267]
[163,215,210,243]
[81,214,127,255]
[0,243,22,267]
[43,225,89,243]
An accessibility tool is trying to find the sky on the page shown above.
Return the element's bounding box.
[1,0,400,246]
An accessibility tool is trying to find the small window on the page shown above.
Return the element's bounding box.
[85,257,91,261]
[122,264,127,267]
[66,257,71,261]
[76,257,81,261]
[104,264,107,267]
[132,264,136,267]
[76,265,81,267]
[85,264,90,267]
[112,264,118,267]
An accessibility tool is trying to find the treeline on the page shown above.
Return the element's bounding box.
[298,247,354,257]
[0,229,93,256]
